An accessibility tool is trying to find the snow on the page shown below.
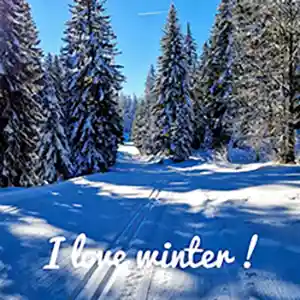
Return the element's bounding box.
[0,61,5,75]
[1,143,300,299]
